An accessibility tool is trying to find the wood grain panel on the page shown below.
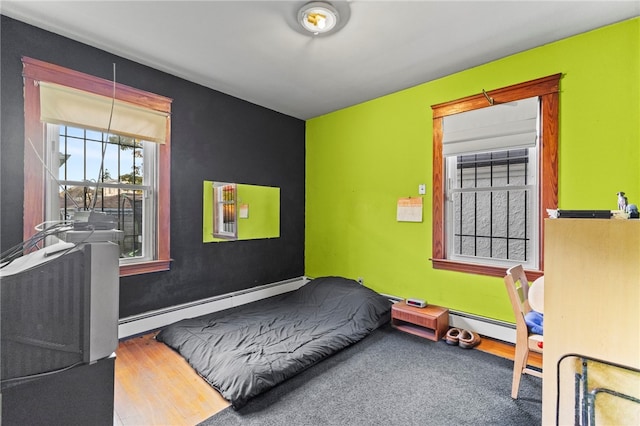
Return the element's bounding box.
[114,332,230,426]
[22,75,44,245]
[431,74,561,118]
[431,117,445,259]
[538,91,559,272]
[542,219,640,425]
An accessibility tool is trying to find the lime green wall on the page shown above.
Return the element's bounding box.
[236,184,280,240]
[305,18,639,323]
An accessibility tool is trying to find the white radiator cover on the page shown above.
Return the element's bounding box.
[448,310,516,344]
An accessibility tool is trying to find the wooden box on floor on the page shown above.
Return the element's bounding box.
[391,302,449,342]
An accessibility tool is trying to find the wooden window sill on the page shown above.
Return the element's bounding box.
[431,258,543,280]
[120,259,172,277]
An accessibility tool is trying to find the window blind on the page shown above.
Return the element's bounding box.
[442,96,539,156]
[39,82,168,143]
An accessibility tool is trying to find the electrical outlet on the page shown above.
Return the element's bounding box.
[418,184,426,195]
[357,277,364,285]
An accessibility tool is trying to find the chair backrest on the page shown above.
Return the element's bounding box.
[504,265,532,331]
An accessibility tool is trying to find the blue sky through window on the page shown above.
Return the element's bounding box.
[58,126,137,183]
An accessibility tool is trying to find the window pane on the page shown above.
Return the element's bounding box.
[508,190,527,239]
[98,139,116,182]
[120,192,144,258]
[60,132,85,181]
[492,238,507,259]
[449,149,534,264]
[56,184,84,217]
[115,136,143,185]
[53,126,153,261]
[455,150,528,189]
[85,129,103,141]
[460,236,475,256]
[492,191,508,238]
[452,188,532,261]
[476,192,491,236]
[508,239,527,262]
[491,165,509,187]
[64,126,85,139]
[476,236,491,258]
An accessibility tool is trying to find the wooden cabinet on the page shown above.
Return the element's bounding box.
[542,219,640,425]
[391,302,449,342]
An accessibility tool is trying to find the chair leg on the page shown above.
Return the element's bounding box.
[511,345,529,399]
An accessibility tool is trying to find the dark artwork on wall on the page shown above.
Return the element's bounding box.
[0,15,305,317]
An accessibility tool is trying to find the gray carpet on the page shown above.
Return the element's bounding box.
[198,324,542,426]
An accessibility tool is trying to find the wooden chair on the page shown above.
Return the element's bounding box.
[504,265,543,399]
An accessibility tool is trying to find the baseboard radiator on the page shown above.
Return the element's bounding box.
[118,276,309,339]
[381,294,516,344]
[448,310,516,344]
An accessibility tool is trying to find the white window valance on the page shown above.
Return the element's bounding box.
[39,81,168,143]
[442,96,539,156]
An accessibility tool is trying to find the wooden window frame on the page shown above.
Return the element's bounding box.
[431,74,561,280]
[22,57,172,277]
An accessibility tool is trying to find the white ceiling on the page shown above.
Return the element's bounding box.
[2,1,638,120]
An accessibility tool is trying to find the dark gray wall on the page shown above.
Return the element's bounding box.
[1,16,306,318]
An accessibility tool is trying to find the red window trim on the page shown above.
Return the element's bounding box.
[430,74,561,279]
[21,56,172,276]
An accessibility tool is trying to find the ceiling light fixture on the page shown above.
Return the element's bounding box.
[298,2,340,36]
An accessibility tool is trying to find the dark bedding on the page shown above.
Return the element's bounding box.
[156,276,391,408]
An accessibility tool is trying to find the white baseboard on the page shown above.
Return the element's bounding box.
[449,310,516,344]
[118,276,309,339]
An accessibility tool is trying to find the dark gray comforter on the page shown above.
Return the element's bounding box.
[156,276,391,408]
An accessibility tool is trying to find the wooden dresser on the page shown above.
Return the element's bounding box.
[542,219,640,425]
[391,301,449,342]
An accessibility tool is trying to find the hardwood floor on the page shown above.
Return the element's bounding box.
[114,331,542,425]
[114,331,229,426]
[476,335,543,369]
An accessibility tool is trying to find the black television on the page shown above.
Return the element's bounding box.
[0,238,119,386]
